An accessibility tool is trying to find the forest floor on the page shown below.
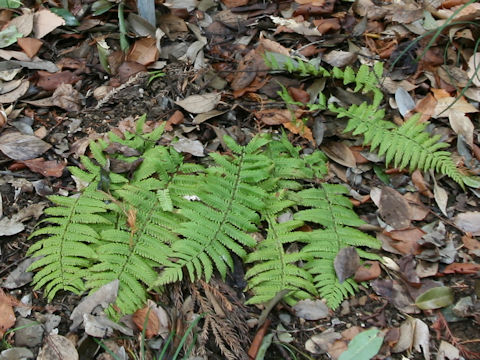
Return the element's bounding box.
[0,0,480,359]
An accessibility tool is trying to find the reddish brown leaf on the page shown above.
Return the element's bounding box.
[254,109,292,125]
[165,110,184,131]
[442,262,480,275]
[0,289,17,337]
[127,37,159,66]
[288,87,310,103]
[132,305,159,339]
[384,227,425,255]
[36,70,81,91]
[117,61,147,83]
[354,261,381,282]
[313,18,341,34]
[283,118,315,144]
[411,170,434,198]
[21,158,65,177]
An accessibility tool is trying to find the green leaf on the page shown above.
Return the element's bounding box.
[50,8,80,26]
[0,25,22,48]
[415,286,454,310]
[91,0,115,16]
[0,0,21,8]
[339,328,383,360]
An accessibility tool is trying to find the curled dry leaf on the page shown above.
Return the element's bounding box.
[254,108,292,125]
[0,132,51,160]
[36,70,81,91]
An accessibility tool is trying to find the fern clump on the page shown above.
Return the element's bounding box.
[28,117,381,314]
[264,52,467,186]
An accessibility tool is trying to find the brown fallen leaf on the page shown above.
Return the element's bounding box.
[0,132,51,160]
[378,187,411,230]
[321,141,356,168]
[0,289,17,337]
[132,304,160,339]
[461,234,480,257]
[442,262,480,275]
[36,70,81,91]
[354,261,381,282]
[165,110,184,131]
[334,247,361,283]
[453,211,480,236]
[385,227,425,255]
[283,118,315,144]
[21,158,66,177]
[254,108,292,125]
[127,37,159,66]
[288,86,310,103]
[24,83,83,112]
[17,37,43,58]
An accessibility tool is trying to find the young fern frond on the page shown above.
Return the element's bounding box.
[27,189,112,300]
[154,135,272,286]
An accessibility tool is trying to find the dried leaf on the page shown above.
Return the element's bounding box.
[467,53,480,87]
[334,247,360,283]
[37,334,79,360]
[172,138,205,157]
[17,37,42,58]
[283,118,315,144]
[0,132,51,160]
[254,108,291,125]
[293,299,329,320]
[321,142,356,168]
[175,93,220,114]
[0,289,16,337]
[33,8,66,39]
[453,211,480,235]
[413,319,430,360]
[127,37,159,65]
[69,280,119,331]
[133,305,159,339]
[378,187,411,230]
[36,70,81,91]
[0,79,29,103]
[433,180,448,217]
[448,112,474,147]
[354,261,381,282]
[21,158,65,177]
[442,262,480,275]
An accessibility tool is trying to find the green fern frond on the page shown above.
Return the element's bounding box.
[154,136,272,286]
[244,209,316,305]
[27,190,112,300]
[289,184,381,308]
[336,103,465,185]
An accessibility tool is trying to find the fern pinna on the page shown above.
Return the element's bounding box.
[154,135,272,286]
[264,52,467,186]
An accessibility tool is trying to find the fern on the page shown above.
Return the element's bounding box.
[336,104,464,185]
[264,51,466,186]
[27,189,112,300]
[154,135,273,286]
[244,198,316,305]
[290,184,381,309]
